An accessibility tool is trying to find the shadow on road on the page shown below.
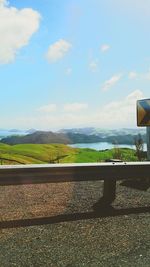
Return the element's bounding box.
[120,178,150,191]
[0,205,150,229]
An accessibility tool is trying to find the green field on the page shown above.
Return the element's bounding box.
[0,143,139,164]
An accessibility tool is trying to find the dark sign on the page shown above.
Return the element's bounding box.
[137,99,150,126]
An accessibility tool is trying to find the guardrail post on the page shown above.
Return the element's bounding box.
[147,127,150,160]
[93,178,116,211]
[103,178,116,204]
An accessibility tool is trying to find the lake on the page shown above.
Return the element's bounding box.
[0,130,27,140]
[70,142,147,151]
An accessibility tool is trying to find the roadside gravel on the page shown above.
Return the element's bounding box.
[0,181,150,267]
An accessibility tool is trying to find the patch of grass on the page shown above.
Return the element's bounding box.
[0,143,78,164]
[60,147,138,163]
[0,143,138,165]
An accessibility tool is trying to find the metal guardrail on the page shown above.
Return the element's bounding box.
[0,162,150,205]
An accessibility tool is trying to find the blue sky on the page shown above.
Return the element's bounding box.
[0,0,150,130]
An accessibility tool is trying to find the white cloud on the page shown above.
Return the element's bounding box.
[38,104,57,113]
[129,71,138,79]
[89,60,98,72]
[99,90,144,126]
[91,89,144,128]
[101,74,122,91]
[128,69,150,80]
[101,44,110,52]
[46,39,72,63]
[1,90,144,129]
[63,103,88,112]
[0,0,7,6]
[0,0,41,64]
[102,90,144,126]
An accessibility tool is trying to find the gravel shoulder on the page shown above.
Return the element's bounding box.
[0,180,150,267]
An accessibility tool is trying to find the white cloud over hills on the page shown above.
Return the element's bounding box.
[0,0,40,64]
[96,89,144,127]
[3,90,144,129]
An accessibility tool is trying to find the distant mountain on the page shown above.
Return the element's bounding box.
[0,129,27,140]
[0,129,146,145]
[9,129,22,132]
[26,128,37,134]
[58,127,146,138]
[1,131,72,145]
[58,127,96,135]
[1,131,106,145]
[9,128,37,134]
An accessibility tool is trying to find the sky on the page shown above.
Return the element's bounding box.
[0,0,150,130]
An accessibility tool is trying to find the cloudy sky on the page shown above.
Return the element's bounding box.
[0,0,150,130]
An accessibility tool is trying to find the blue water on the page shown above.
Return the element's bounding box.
[0,130,27,140]
[70,142,147,151]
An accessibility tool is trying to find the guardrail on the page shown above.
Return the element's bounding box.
[0,162,150,206]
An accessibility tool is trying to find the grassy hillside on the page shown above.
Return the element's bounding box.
[0,143,78,164]
[0,143,139,165]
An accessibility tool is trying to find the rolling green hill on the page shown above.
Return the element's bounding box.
[0,143,139,165]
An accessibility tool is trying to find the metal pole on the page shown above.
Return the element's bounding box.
[146,127,150,160]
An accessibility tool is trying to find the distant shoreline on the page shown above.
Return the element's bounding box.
[69,142,147,151]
